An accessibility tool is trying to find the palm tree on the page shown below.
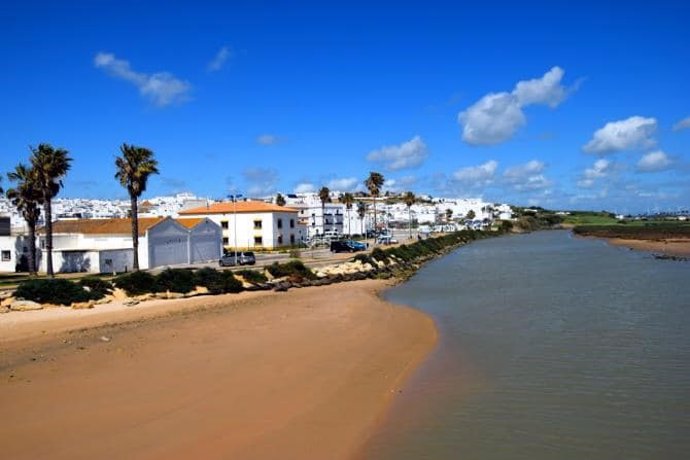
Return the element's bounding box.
[115,143,159,271]
[275,193,286,206]
[364,172,384,239]
[318,186,330,235]
[6,164,42,274]
[357,201,366,236]
[30,144,72,277]
[403,191,416,239]
[341,192,354,237]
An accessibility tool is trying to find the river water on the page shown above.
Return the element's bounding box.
[361,231,690,460]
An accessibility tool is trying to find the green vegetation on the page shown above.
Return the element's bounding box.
[573,222,690,240]
[78,277,113,298]
[266,260,317,281]
[113,271,157,296]
[561,211,618,226]
[193,267,242,294]
[235,269,268,284]
[15,278,98,305]
[155,268,196,293]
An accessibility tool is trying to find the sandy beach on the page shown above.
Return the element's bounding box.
[0,279,437,460]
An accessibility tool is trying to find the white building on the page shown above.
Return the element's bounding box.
[179,200,305,250]
[36,217,221,273]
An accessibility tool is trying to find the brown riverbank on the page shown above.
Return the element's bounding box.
[0,279,437,460]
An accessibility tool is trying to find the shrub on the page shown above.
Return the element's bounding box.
[194,267,243,294]
[114,271,157,296]
[155,268,196,293]
[220,271,243,293]
[236,269,268,284]
[266,260,316,281]
[78,277,113,299]
[15,278,92,306]
[352,253,374,265]
[370,247,388,263]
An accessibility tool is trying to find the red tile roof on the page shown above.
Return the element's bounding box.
[44,217,207,236]
[179,200,298,215]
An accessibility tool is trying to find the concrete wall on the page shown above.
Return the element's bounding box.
[146,219,189,269]
[98,249,134,274]
[189,219,222,263]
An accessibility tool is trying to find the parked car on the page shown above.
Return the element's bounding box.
[330,240,367,253]
[376,235,398,245]
[345,240,367,251]
[219,251,256,266]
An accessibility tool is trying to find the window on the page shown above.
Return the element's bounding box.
[221,221,229,229]
[254,236,263,246]
[290,234,295,244]
[278,235,283,245]
[254,220,262,230]
[222,237,229,245]
[277,218,283,229]
[1,251,10,262]
[290,219,295,228]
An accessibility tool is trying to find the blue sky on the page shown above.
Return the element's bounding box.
[2,0,689,213]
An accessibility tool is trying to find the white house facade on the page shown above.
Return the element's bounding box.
[179,201,305,250]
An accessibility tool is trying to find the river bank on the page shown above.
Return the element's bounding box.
[0,279,437,460]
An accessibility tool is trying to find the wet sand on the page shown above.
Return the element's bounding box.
[604,237,690,257]
[0,279,437,460]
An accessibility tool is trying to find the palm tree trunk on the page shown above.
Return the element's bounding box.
[408,207,412,240]
[44,199,54,277]
[373,198,377,242]
[28,222,37,275]
[131,195,140,271]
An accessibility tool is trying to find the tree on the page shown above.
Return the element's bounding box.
[275,193,286,207]
[403,191,416,239]
[6,164,42,274]
[30,144,72,277]
[364,172,384,238]
[357,201,366,236]
[466,209,476,220]
[318,186,331,234]
[341,192,354,236]
[115,143,159,271]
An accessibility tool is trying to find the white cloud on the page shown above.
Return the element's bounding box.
[504,160,545,179]
[243,167,278,196]
[503,160,550,191]
[452,160,498,186]
[294,182,315,194]
[672,116,690,132]
[326,177,358,191]
[512,66,566,107]
[637,150,672,172]
[94,52,191,107]
[458,93,525,145]
[257,134,280,145]
[578,159,613,188]
[366,135,428,170]
[208,46,232,72]
[583,116,657,154]
[458,66,570,145]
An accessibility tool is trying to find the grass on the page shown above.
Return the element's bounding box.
[561,212,618,226]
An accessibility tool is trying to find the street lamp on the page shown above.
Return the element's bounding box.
[228,193,243,265]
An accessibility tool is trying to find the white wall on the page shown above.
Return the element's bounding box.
[0,235,16,272]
